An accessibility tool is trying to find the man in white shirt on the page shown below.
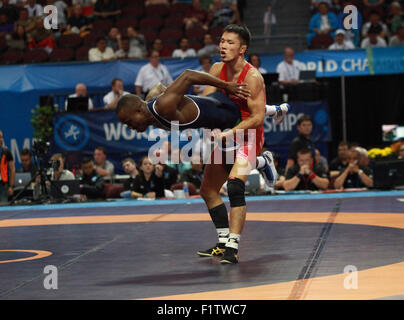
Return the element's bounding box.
[171,37,197,59]
[135,50,173,98]
[329,29,355,50]
[25,0,43,17]
[361,26,387,48]
[65,83,94,111]
[276,47,302,85]
[88,37,115,62]
[103,78,130,109]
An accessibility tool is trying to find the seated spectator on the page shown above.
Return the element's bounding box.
[93,146,114,177]
[79,157,105,199]
[207,0,236,28]
[397,143,404,160]
[328,28,355,49]
[315,148,329,172]
[121,157,138,191]
[0,0,19,23]
[65,83,94,111]
[24,0,43,17]
[248,53,267,74]
[355,146,372,172]
[334,148,373,189]
[329,141,350,178]
[8,24,27,49]
[285,114,316,174]
[49,153,75,181]
[93,0,121,21]
[307,1,338,47]
[184,0,208,30]
[70,0,96,18]
[172,37,197,59]
[156,162,178,190]
[0,13,13,37]
[276,47,303,85]
[17,148,37,175]
[310,0,332,14]
[336,0,362,47]
[135,50,173,99]
[145,0,169,6]
[386,1,403,34]
[329,0,341,13]
[107,26,120,51]
[180,154,204,190]
[197,33,219,56]
[193,53,212,95]
[221,0,241,25]
[283,148,329,191]
[362,0,385,21]
[13,8,36,38]
[103,78,130,109]
[150,38,172,58]
[65,4,92,36]
[27,17,56,53]
[389,24,404,46]
[127,26,146,58]
[130,156,165,199]
[361,25,387,47]
[46,0,68,28]
[88,37,116,62]
[361,11,389,40]
[115,36,136,59]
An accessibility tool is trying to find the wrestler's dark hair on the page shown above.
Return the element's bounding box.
[116,94,143,114]
[223,24,251,48]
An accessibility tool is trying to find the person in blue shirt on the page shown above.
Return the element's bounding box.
[336,0,363,47]
[307,1,338,47]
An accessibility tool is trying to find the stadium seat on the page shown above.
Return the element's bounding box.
[121,6,144,18]
[139,16,164,31]
[311,34,334,49]
[145,4,170,17]
[140,29,158,44]
[0,37,8,53]
[160,42,177,56]
[75,46,91,61]
[159,28,184,43]
[0,49,24,64]
[169,2,191,16]
[116,18,138,30]
[92,19,114,33]
[189,40,202,52]
[163,16,185,29]
[210,26,224,42]
[186,27,206,41]
[49,48,75,62]
[23,48,49,63]
[57,34,82,49]
[83,33,104,46]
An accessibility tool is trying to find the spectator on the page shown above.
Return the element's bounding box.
[8,23,27,49]
[329,0,341,13]
[263,5,276,39]
[127,26,146,58]
[184,0,208,30]
[221,0,241,24]
[172,37,197,59]
[93,0,121,21]
[145,0,169,6]
[115,36,134,59]
[18,148,37,175]
[207,0,236,28]
[197,33,219,56]
[355,146,372,171]
[156,162,178,190]
[79,157,105,199]
[386,1,403,34]
[307,1,338,47]
[276,47,302,85]
[135,50,173,99]
[0,13,14,37]
[193,53,212,95]
[389,24,404,46]
[328,28,355,49]
[0,0,19,23]
[65,83,94,111]
[315,148,329,172]
[103,78,130,109]
[106,26,121,51]
[49,153,75,181]
[397,143,404,160]
[248,53,267,74]
[334,148,373,189]
[362,0,385,20]
[273,152,286,190]
[46,0,68,28]
[329,141,350,179]
[93,146,114,177]
[150,37,172,57]
[0,129,16,203]
[285,114,316,174]
[180,154,204,190]
[310,0,332,13]
[337,0,363,47]
[65,4,92,36]
[27,17,56,53]
[13,8,36,37]
[131,156,165,199]
[361,11,389,40]
[121,157,138,192]
[24,0,43,17]
[88,37,115,62]
[361,25,387,48]
[283,148,329,191]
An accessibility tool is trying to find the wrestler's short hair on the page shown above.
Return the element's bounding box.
[116,94,143,114]
[223,24,251,48]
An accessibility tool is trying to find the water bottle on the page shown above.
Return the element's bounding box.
[183,181,189,198]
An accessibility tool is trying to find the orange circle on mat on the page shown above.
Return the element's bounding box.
[0,250,52,264]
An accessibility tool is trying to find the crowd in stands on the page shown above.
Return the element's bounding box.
[307,0,404,49]
[0,0,245,64]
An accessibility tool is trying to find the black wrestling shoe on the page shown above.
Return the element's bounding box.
[220,247,239,264]
[197,243,226,257]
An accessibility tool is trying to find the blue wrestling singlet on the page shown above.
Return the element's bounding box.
[146,91,241,130]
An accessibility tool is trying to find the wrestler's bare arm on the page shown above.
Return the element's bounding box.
[201,62,224,97]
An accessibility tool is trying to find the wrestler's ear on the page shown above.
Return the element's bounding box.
[240,44,247,55]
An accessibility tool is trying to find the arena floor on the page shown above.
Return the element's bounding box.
[1,190,404,300]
